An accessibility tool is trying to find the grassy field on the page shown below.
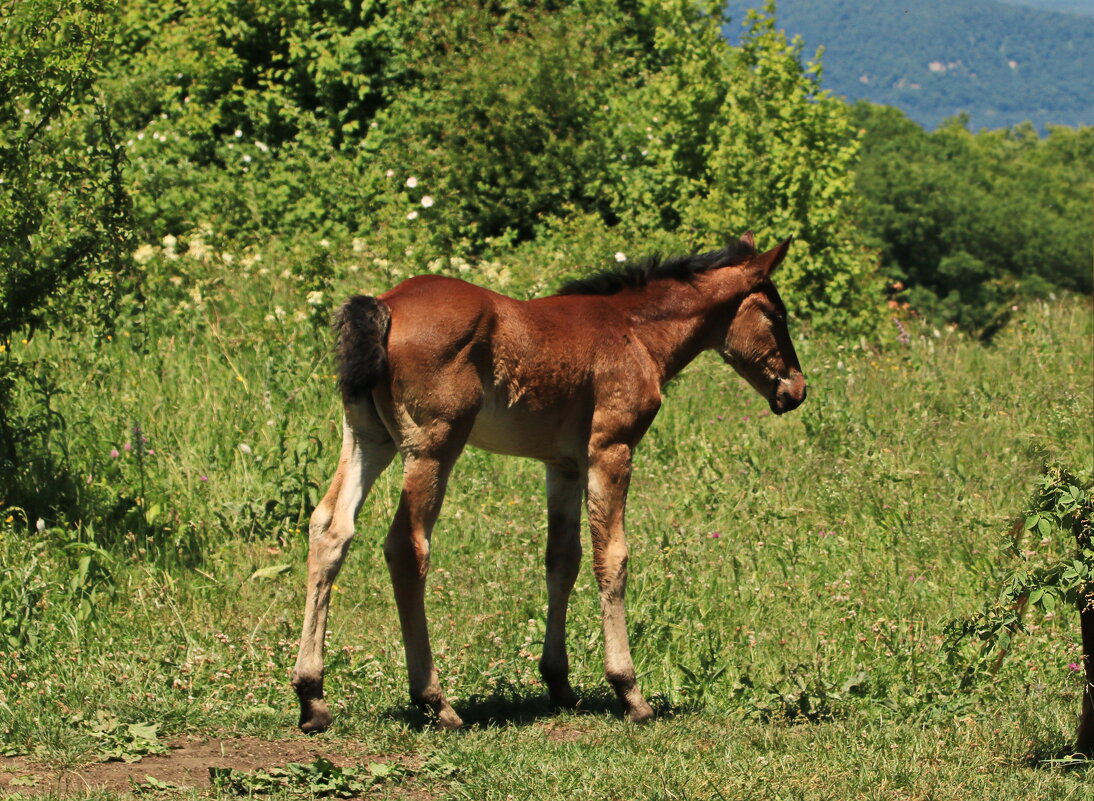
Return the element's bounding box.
[0,255,1091,799]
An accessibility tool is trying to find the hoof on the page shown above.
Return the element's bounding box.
[294,673,332,734]
[435,706,463,730]
[298,699,333,734]
[624,701,655,724]
[411,687,462,730]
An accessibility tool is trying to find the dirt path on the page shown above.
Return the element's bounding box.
[0,736,415,797]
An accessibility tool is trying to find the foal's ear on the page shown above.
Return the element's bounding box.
[746,237,792,282]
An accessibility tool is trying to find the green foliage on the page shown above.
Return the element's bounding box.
[0,0,138,526]
[0,0,133,343]
[947,462,1094,662]
[209,757,408,797]
[360,2,878,329]
[731,667,869,723]
[76,709,168,762]
[687,6,876,331]
[852,101,1094,332]
[93,0,881,331]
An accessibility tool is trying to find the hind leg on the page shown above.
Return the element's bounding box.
[292,407,395,733]
[384,438,466,729]
[539,466,583,708]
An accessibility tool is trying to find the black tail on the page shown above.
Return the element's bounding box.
[335,295,391,402]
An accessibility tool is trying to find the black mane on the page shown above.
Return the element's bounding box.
[555,242,755,297]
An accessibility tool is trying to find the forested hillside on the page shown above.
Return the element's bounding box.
[1001,0,1094,14]
[850,102,1094,331]
[738,0,1094,130]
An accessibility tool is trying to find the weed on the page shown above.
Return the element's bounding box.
[209,758,407,797]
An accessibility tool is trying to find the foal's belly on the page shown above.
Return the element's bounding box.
[467,391,582,468]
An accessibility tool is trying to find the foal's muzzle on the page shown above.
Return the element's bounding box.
[771,373,807,415]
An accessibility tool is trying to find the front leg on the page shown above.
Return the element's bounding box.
[539,465,583,708]
[586,443,654,723]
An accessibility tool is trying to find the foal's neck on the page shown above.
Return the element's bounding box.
[617,271,747,386]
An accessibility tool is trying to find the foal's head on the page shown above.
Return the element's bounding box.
[719,236,807,415]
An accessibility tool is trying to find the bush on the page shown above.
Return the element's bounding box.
[0,0,135,519]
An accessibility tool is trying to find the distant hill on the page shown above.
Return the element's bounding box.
[728,0,1094,130]
[999,0,1093,15]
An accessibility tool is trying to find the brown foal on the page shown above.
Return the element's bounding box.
[291,231,806,731]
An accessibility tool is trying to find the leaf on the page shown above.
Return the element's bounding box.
[369,762,396,778]
[249,564,292,581]
[91,709,119,734]
[127,722,159,742]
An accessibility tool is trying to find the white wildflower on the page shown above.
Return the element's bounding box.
[237,443,252,456]
[385,169,395,178]
[255,141,269,153]
[420,195,434,208]
[407,210,419,221]
[187,237,211,263]
[234,129,243,138]
[352,237,367,252]
[319,239,330,248]
[405,176,418,188]
[133,243,157,265]
[274,306,286,320]
[615,252,626,262]
[242,154,251,163]
[306,290,325,307]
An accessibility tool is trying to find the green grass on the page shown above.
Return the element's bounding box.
[1,256,1091,799]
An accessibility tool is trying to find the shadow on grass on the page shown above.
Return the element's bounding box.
[1023,736,1094,772]
[382,687,683,731]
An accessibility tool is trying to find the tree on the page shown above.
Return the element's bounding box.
[0,0,131,506]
